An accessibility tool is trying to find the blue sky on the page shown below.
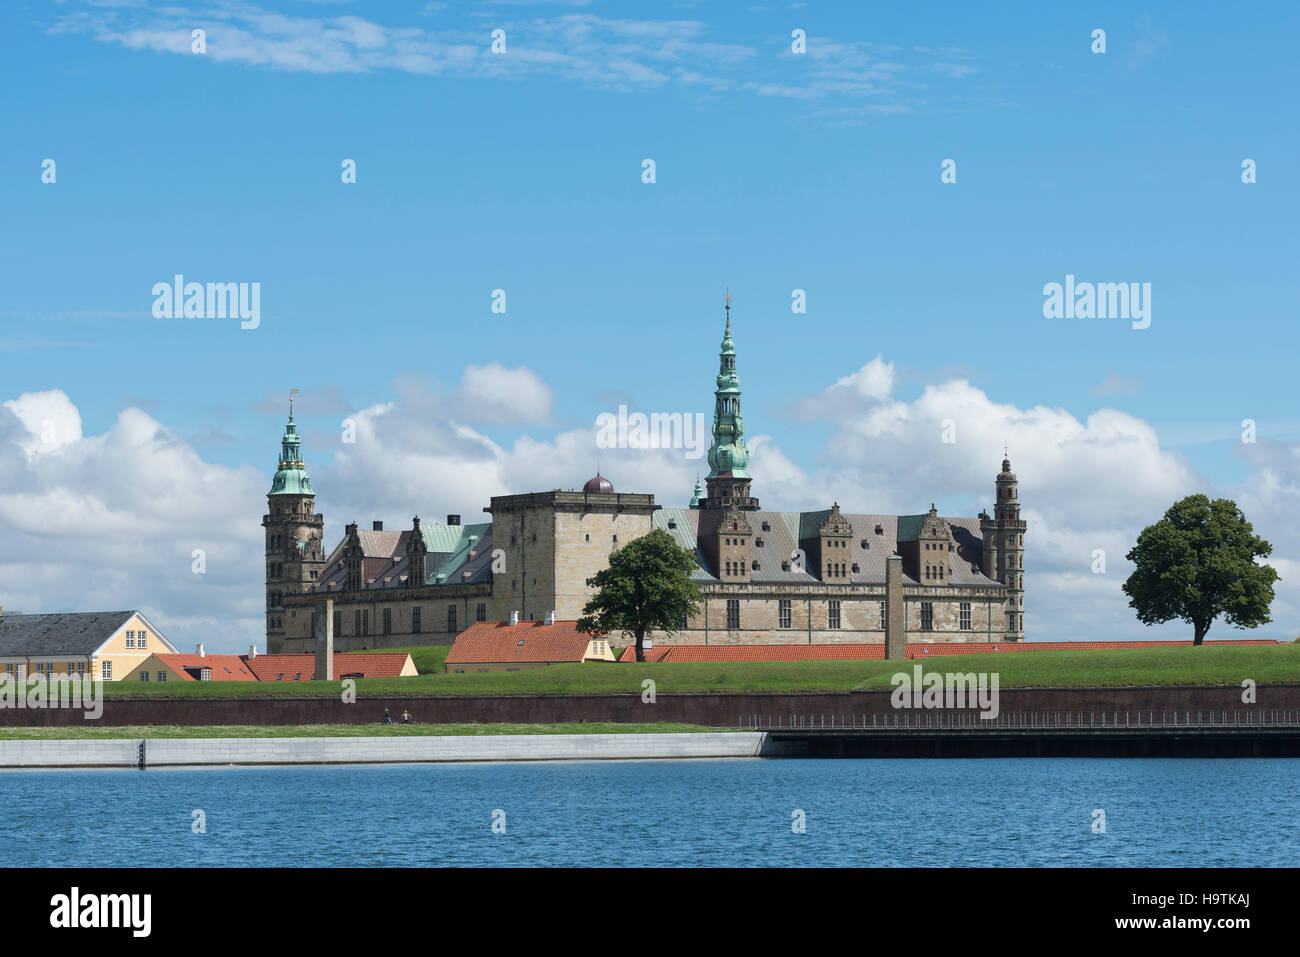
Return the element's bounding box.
[2,1,1298,648]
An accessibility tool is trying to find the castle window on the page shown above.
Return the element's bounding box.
[960,602,972,630]
[726,599,740,630]
[125,631,134,649]
[362,609,369,634]
[354,610,362,634]
[1009,612,1017,632]
[102,662,112,680]
[920,602,934,631]
[333,611,341,636]
[778,600,791,628]
[139,671,149,681]
[447,605,457,632]
[138,633,147,650]
[585,534,590,541]
[412,607,422,634]
[612,535,618,543]
[879,601,887,629]
[383,608,392,635]
[476,603,486,623]
[828,600,841,630]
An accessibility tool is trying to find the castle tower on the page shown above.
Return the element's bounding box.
[262,394,325,653]
[699,293,759,511]
[994,453,1025,639]
[688,475,705,509]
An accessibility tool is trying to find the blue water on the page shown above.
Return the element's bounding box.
[3,758,1295,866]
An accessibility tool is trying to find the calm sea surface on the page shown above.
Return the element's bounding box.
[3,758,1295,867]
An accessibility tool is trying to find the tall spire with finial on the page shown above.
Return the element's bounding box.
[269,390,314,496]
[701,290,758,510]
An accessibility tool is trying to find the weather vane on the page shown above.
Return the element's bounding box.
[290,388,299,417]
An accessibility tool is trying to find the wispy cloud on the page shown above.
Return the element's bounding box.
[47,1,982,114]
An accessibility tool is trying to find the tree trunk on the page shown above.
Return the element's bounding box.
[635,627,645,663]
[1192,618,1211,646]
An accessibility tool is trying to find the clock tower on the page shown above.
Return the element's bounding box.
[262,394,326,653]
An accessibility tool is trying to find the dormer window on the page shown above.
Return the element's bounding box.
[761,521,771,532]
[667,519,677,529]
[755,537,764,547]
[874,524,883,534]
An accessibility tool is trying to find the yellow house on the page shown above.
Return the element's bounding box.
[0,609,178,681]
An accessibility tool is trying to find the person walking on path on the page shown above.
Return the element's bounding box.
[383,707,392,725]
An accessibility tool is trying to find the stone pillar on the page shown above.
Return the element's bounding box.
[314,598,334,681]
[885,554,906,660]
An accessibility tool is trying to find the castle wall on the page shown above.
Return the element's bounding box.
[644,586,1012,646]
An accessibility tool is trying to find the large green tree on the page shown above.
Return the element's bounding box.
[1122,494,1278,645]
[577,528,702,663]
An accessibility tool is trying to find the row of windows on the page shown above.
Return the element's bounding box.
[138,671,170,682]
[334,602,491,638]
[7,662,89,678]
[715,600,978,631]
[124,630,148,649]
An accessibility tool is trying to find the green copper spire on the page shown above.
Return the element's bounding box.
[688,474,705,509]
[706,293,750,479]
[268,394,315,496]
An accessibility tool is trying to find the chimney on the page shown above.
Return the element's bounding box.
[447,514,461,526]
[509,611,519,626]
[372,520,383,531]
[248,644,257,659]
[544,610,556,625]
[315,598,335,681]
[885,554,906,660]
[197,643,205,658]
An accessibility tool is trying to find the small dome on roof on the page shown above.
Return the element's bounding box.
[583,473,614,493]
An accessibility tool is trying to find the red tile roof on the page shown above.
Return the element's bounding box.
[242,653,413,681]
[618,639,1279,663]
[151,654,259,681]
[446,620,601,665]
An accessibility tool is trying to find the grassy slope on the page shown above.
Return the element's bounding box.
[352,645,449,674]
[87,644,1300,699]
[0,722,717,740]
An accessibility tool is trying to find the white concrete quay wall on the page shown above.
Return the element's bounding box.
[0,732,769,768]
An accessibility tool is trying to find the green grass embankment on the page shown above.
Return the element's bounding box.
[84,644,1300,699]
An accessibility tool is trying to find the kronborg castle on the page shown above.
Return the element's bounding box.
[265,307,1026,654]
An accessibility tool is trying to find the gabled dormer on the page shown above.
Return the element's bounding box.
[918,504,951,585]
[342,522,364,591]
[818,502,853,582]
[702,507,754,582]
[406,515,428,586]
